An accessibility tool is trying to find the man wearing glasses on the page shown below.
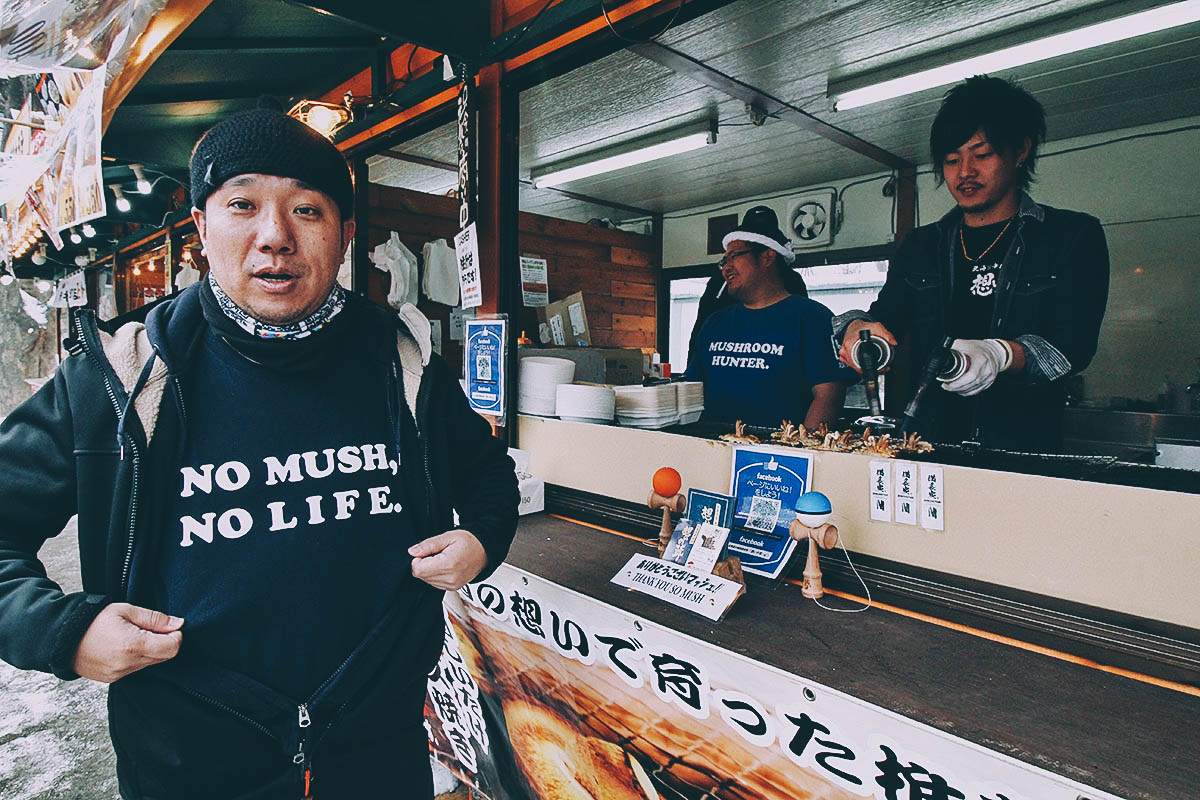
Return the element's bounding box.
[684,206,850,428]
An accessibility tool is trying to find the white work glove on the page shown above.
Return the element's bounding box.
[942,338,1012,397]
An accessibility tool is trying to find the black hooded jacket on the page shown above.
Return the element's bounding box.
[0,283,518,797]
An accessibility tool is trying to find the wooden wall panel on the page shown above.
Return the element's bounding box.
[369,183,658,356]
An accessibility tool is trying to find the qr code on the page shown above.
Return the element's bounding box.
[745,495,781,532]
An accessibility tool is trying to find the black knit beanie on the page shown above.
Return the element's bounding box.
[189,107,354,218]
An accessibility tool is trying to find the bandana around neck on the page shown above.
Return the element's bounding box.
[206,271,346,340]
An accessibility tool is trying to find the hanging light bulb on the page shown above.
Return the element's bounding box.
[132,265,141,276]
[31,244,48,266]
[0,273,13,286]
[82,223,96,238]
[131,164,152,194]
[75,254,90,267]
[36,278,51,292]
[148,258,157,271]
[111,185,131,212]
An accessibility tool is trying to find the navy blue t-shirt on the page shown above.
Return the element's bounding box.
[161,326,416,700]
[685,295,850,426]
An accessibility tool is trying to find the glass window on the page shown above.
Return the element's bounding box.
[798,260,888,316]
[668,276,710,373]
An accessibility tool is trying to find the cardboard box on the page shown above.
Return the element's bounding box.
[519,346,644,385]
[536,291,590,347]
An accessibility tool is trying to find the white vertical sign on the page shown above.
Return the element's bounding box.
[919,465,944,531]
[893,461,918,526]
[548,314,566,345]
[868,460,892,522]
[453,222,483,309]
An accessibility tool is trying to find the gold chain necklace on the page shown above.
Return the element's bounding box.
[960,217,1014,262]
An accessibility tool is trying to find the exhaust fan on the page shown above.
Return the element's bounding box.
[786,190,836,249]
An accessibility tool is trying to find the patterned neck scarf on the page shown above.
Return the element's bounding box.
[199,273,353,373]
[206,271,346,339]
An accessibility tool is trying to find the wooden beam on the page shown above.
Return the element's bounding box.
[895,165,917,242]
[102,0,213,131]
[475,61,521,437]
[167,36,383,53]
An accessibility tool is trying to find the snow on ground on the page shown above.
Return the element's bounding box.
[0,517,118,799]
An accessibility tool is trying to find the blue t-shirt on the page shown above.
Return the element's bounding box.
[684,295,851,426]
[161,325,416,700]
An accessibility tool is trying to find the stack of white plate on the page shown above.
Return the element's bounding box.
[614,384,679,429]
[555,384,615,424]
[519,357,576,416]
[675,381,705,425]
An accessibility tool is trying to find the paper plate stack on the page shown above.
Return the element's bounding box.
[518,357,576,416]
[614,384,679,429]
[675,381,705,425]
[555,384,616,424]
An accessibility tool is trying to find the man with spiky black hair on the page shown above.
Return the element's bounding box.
[835,75,1109,452]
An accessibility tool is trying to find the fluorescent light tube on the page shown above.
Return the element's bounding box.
[833,0,1200,110]
[532,122,716,188]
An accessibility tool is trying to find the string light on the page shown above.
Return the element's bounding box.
[131,164,152,194]
[111,184,131,212]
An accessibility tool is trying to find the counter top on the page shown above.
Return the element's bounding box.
[507,513,1199,800]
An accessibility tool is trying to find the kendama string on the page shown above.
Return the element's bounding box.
[810,519,872,614]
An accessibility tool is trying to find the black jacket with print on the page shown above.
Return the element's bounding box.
[859,195,1109,450]
[0,283,518,797]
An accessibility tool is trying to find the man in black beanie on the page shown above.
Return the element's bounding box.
[0,106,519,798]
[684,205,850,428]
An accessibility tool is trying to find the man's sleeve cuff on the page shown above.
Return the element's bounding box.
[1015,334,1072,383]
[48,593,109,681]
[831,310,873,340]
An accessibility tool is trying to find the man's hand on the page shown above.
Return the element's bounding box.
[409,529,488,591]
[941,338,1012,396]
[839,320,897,373]
[73,603,184,683]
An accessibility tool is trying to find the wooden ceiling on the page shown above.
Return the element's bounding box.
[372,0,1200,223]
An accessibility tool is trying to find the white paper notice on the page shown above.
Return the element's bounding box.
[537,322,551,344]
[519,256,548,307]
[610,554,744,622]
[567,301,586,335]
[453,223,483,309]
[893,461,918,526]
[47,270,87,308]
[869,460,892,522]
[919,464,945,531]
[548,314,566,345]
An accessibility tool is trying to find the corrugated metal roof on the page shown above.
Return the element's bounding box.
[375,0,1200,223]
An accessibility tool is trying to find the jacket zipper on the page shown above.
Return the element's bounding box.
[70,310,142,595]
[180,686,279,743]
[296,703,312,798]
[182,686,316,796]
